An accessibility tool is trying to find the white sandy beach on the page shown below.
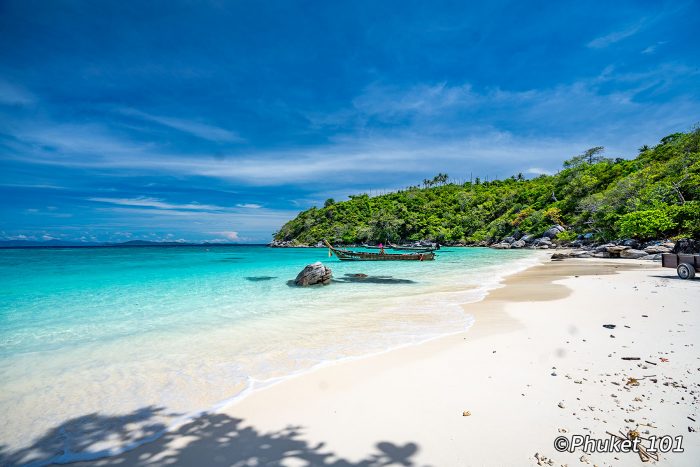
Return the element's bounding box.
[86,258,700,467]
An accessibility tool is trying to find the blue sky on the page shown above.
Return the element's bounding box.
[1,1,698,243]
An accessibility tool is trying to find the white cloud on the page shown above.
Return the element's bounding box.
[88,197,229,211]
[352,82,476,118]
[525,167,553,176]
[5,66,698,191]
[119,108,243,143]
[220,231,239,241]
[236,203,262,209]
[642,41,667,55]
[587,22,644,48]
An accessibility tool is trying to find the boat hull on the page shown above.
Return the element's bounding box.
[324,240,435,261]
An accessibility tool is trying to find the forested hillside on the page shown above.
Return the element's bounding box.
[275,129,700,245]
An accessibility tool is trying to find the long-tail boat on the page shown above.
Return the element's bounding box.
[388,242,440,252]
[324,240,435,261]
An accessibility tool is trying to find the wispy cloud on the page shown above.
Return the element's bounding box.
[353,82,476,118]
[6,68,698,190]
[587,22,645,48]
[118,108,243,143]
[88,197,229,211]
[642,41,667,55]
[0,79,35,106]
[236,203,262,209]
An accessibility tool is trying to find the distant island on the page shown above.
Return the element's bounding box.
[274,129,700,246]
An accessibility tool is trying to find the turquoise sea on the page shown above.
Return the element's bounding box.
[0,246,538,465]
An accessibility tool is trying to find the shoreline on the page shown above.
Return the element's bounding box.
[77,256,700,466]
[1,249,545,466]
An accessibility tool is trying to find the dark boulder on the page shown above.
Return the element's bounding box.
[543,225,565,239]
[294,262,333,286]
[673,239,700,254]
[520,234,535,243]
[621,239,640,249]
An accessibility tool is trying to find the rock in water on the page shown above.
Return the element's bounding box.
[294,262,333,286]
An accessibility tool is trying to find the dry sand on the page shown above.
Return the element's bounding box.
[86,258,700,466]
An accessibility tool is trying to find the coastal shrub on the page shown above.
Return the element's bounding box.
[616,209,677,240]
[555,230,578,242]
[669,202,700,238]
[543,207,564,226]
[511,207,535,226]
[275,129,700,244]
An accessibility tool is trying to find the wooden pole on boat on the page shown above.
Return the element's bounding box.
[324,239,334,257]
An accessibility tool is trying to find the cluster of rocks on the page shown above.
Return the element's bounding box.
[294,262,332,286]
[551,241,675,261]
[269,239,296,248]
[551,238,700,260]
[490,225,565,250]
[270,240,325,248]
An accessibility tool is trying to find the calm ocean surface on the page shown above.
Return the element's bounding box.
[0,245,538,464]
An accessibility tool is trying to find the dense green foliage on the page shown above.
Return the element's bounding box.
[275,129,700,244]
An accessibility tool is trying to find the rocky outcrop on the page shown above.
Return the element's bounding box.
[543,225,565,239]
[673,238,700,254]
[520,234,535,244]
[619,249,647,259]
[621,239,640,249]
[533,237,553,249]
[511,240,527,248]
[644,245,670,254]
[270,239,293,247]
[605,245,630,257]
[294,262,332,286]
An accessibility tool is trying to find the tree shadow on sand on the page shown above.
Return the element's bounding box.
[0,406,421,467]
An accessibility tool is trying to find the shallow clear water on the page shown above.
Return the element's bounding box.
[0,245,538,465]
